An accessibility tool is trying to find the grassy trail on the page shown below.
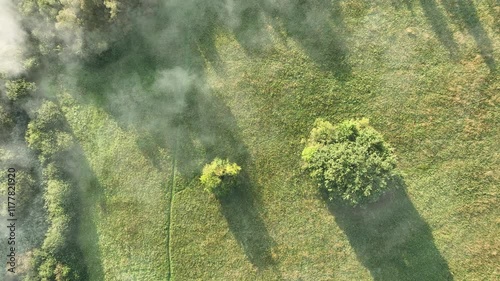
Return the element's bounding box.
[166,127,179,281]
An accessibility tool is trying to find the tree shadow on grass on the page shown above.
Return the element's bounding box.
[73,5,279,271]
[217,174,276,270]
[173,78,278,271]
[270,0,351,79]
[192,0,352,79]
[61,144,106,281]
[440,0,497,72]
[325,178,453,281]
[254,0,351,79]
[391,0,414,12]
[98,51,280,271]
[419,0,459,59]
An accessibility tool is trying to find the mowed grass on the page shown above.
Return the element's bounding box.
[57,92,172,280]
[171,0,498,280]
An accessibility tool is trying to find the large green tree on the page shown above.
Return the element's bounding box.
[302,118,399,206]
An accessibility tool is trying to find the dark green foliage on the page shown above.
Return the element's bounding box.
[0,104,13,128]
[14,171,38,215]
[26,101,74,162]
[200,158,241,196]
[36,253,57,280]
[30,248,79,281]
[24,101,85,280]
[302,118,398,206]
[5,79,36,101]
[28,163,84,281]
[0,104,14,139]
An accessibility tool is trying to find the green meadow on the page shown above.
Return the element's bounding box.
[2,0,498,280]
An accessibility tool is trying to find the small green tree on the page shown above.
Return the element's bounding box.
[302,118,398,206]
[200,158,241,196]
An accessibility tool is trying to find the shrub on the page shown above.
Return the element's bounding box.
[5,79,36,101]
[33,251,75,281]
[14,171,37,215]
[26,101,74,162]
[302,118,398,206]
[0,104,13,129]
[42,214,70,254]
[200,158,241,196]
[37,255,57,280]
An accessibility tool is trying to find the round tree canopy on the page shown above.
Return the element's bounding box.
[302,118,398,206]
[200,158,241,196]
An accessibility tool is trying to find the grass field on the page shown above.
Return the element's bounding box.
[50,0,499,280]
[59,93,172,280]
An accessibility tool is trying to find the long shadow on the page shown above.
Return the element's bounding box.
[71,2,281,271]
[66,148,106,281]
[43,105,107,280]
[174,74,278,270]
[192,0,351,79]
[261,0,351,79]
[124,76,279,270]
[52,138,106,281]
[440,0,497,72]
[419,0,459,59]
[223,0,273,56]
[273,0,350,78]
[134,75,278,270]
[76,0,352,116]
[325,178,453,281]
[217,173,276,269]
[391,0,414,12]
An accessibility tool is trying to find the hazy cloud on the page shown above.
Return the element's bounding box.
[0,0,26,76]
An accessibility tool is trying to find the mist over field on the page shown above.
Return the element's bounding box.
[0,0,498,280]
[0,0,26,76]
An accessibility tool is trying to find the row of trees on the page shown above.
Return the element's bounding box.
[0,72,81,279]
[2,0,134,278]
[0,73,41,223]
[24,101,85,280]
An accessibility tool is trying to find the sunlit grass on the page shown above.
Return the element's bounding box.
[58,93,172,280]
[52,0,499,279]
[184,1,498,279]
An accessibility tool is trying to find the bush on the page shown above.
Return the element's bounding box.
[26,101,74,162]
[302,118,398,206]
[0,104,13,129]
[5,79,36,101]
[200,158,241,196]
[14,171,37,215]
[33,250,76,281]
[37,255,57,280]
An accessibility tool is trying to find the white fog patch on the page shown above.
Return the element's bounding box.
[0,0,26,75]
